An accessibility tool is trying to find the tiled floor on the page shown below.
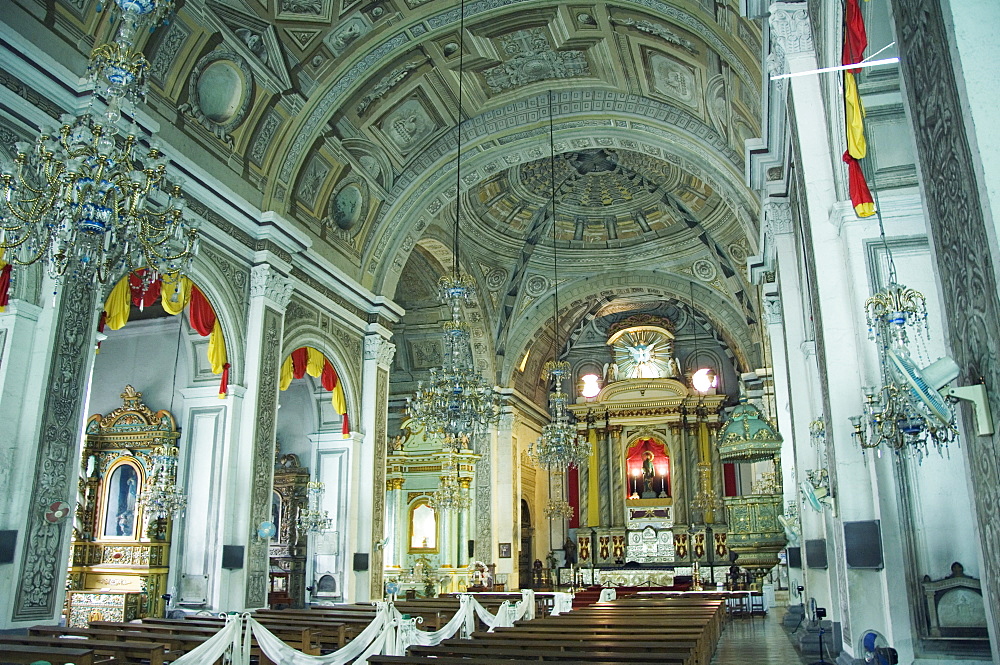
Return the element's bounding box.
[711,610,812,665]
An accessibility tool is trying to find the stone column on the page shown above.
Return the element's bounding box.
[769,2,875,653]
[220,263,291,610]
[890,0,1000,653]
[492,411,515,578]
[356,333,394,601]
[384,477,404,569]
[608,426,625,528]
[9,274,102,625]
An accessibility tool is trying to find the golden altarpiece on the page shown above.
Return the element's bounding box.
[566,376,731,585]
[67,386,178,626]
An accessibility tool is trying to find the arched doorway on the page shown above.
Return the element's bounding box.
[518,499,533,590]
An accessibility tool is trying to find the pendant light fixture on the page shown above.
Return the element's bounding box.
[407,0,502,453]
[529,91,591,474]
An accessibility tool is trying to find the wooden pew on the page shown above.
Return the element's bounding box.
[406,642,691,663]
[30,625,195,653]
[0,635,165,665]
[0,643,95,665]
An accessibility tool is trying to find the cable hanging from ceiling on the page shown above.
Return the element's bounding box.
[407,0,502,468]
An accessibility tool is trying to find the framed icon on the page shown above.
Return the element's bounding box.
[498,542,512,559]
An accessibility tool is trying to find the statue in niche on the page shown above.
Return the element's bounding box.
[642,451,655,496]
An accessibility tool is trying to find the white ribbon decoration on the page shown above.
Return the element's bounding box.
[550,592,575,615]
[168,613,244,665]
[598,588,617,602]
[249,603,394,665]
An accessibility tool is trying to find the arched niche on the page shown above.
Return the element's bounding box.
[625,437,671,500]
[408,499,438,553]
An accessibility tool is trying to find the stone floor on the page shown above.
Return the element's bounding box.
[711,610,814,665]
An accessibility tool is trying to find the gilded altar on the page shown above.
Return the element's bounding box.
[67,386,179,626]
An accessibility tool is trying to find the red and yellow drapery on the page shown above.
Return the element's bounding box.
[280,346,350,436]
[843,0,876,218]
[102,269,230,397]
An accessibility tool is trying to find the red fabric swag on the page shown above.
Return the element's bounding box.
[219,362,230,398]
[321,359,337,391]
[843,151,876,216]
[342,413,350,436]
[128,270,161,308]
[0,263,11,308]
[842,0,868,72]
[188,286,217,336]
[290,347,309,379]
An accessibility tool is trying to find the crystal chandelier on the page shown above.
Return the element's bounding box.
[544,497,574,521]
[406,0,501,449]
[850,281,958,456]
[0,0,198,287]
[530,361,591,470]
[138,443,186,520]
[296,481,333,535]
[428,457,471,512]
[408,275,501,447]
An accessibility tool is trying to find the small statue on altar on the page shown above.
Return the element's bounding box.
[564,537,577,566]
[641,451,655,497]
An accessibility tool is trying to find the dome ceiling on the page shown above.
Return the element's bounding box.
[469,147,730,248]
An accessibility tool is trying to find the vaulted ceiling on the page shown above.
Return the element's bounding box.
[12,0,767,389]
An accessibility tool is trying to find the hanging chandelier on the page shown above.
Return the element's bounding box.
[406,0,501,449]
[850,281,958,456]
[428,457,472,512]
[544,497,575,521]
[138,443,186,520]
[0,0,198,287]
[690,462,724,512]
[530,361,591,469]
[528,92,591,472]
[296,481,333,534]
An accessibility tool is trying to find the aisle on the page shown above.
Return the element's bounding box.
[711,611,810,665]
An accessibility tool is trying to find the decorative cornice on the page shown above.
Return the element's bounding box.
[250,264,293,310]
[768,2,814,58]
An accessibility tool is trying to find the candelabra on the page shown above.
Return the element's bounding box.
[0,0,198,287]
[690,462,723,512]
[138,443,186,520]
[296,481,332,534]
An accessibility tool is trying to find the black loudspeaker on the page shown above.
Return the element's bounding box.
[805,539,828,569]
[353,553,369,571]
[786,546,802,568]
[221,545,244,570]
[0,530,17,564]
[845,520,884,569]
[468,540,475,558]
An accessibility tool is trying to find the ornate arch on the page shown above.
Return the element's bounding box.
[280,323,361,431]
[500,272,753,385]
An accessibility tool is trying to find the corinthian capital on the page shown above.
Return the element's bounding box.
[769,2,814,58]
[364,334,396,368]
[764,201,793,238]
[250,264,293,310]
